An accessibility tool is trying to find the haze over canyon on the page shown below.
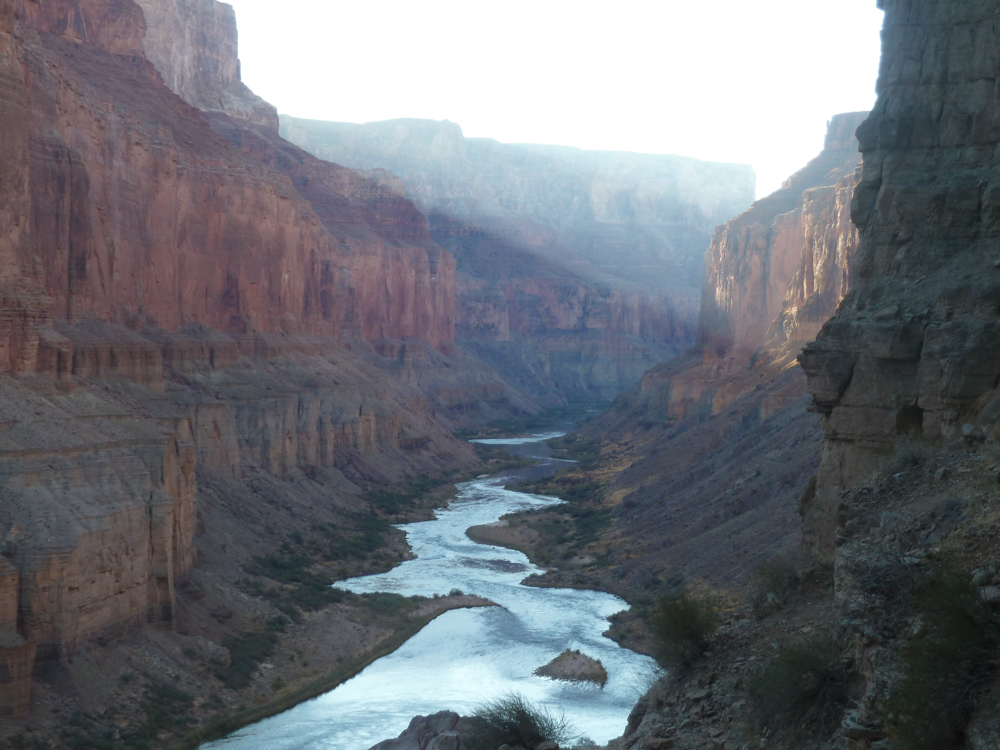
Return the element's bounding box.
[4,2,1000,750]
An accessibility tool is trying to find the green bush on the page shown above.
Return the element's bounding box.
[648,590,719,667]
[745,634,848,737]
[466,693,574,750]
[214,632,279,690]
[750,555,800,613]
[881,434,934,474]
[888,566,1000,750]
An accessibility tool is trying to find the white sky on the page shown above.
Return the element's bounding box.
[225,0,885,199]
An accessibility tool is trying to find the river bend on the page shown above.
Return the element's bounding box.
[206,433,657,749]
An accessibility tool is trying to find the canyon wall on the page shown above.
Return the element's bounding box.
[801,0,1000,554]
[280,116,756,402]
[699,113,866,358]
[132,0,278,128]
[18,0,455,350]
[0,0,50,377]
[568,114,866,589]
[0,0,523,721]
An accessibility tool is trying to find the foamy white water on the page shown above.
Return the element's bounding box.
[204,434,657,750]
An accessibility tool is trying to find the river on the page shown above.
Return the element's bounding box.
[204,432,658,750]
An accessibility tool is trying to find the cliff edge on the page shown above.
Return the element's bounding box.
[801,0,1000,554]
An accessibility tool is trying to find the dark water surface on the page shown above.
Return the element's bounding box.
[205,432,657,750]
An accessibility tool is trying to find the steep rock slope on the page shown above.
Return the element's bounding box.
[552,114,865,591]
[280,116,757,402]
[699,114,866,357]
[801,0,1000,555]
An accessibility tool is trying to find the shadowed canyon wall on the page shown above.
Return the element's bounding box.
[280,116,757,402]
[801,0,1000,555]
[570,114,867,588]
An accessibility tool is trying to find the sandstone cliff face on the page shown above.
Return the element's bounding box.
[766,168,861,347]
[0,0,51,377]
[132,0,278,128]
[280,116,754,402]
[801,0,1000,555]
[17,0,455,351]
[699,113,866,357]
[627,115,866,427]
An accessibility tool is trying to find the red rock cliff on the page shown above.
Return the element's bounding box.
[0,0,493,721]
[16,0,455,351]
[132,0,278,128]
[699,112,867,358]
[0,0,51,375]
[801,0,1000,554]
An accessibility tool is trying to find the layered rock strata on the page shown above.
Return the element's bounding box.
[800,0,1000,555]
[0,0,517,721]
[280,116,756,402]
[18,0,455,350]
[699,112,866,358]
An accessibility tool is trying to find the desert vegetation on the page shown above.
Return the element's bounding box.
[745,633,849,739]
[648,590,719,668]
[887,566,1000,750]
[466,693,575,750]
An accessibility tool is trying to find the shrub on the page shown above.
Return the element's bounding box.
[888,566,1000,750]
[124,681,196,749]
[358,592,414,618]
[745,634,848,737]
[265,615,291,632]
[466,693,574,750]
[648,590,719,667]
[881,434,934,474]
[214,632,279,690]
[750,554,800,613]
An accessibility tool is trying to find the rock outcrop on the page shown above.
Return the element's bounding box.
[280,116,756,402]
[800,0,1000,555]
[369,711,474,750]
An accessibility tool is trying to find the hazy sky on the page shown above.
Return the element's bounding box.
[225,0,885,199]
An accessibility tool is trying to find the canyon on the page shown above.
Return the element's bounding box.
[503,1,1000,749]
[280,117,755,403]
[0,0,759,740]
[523,111,868,594]
[0,0,536,733]
[14,0,1000,747]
